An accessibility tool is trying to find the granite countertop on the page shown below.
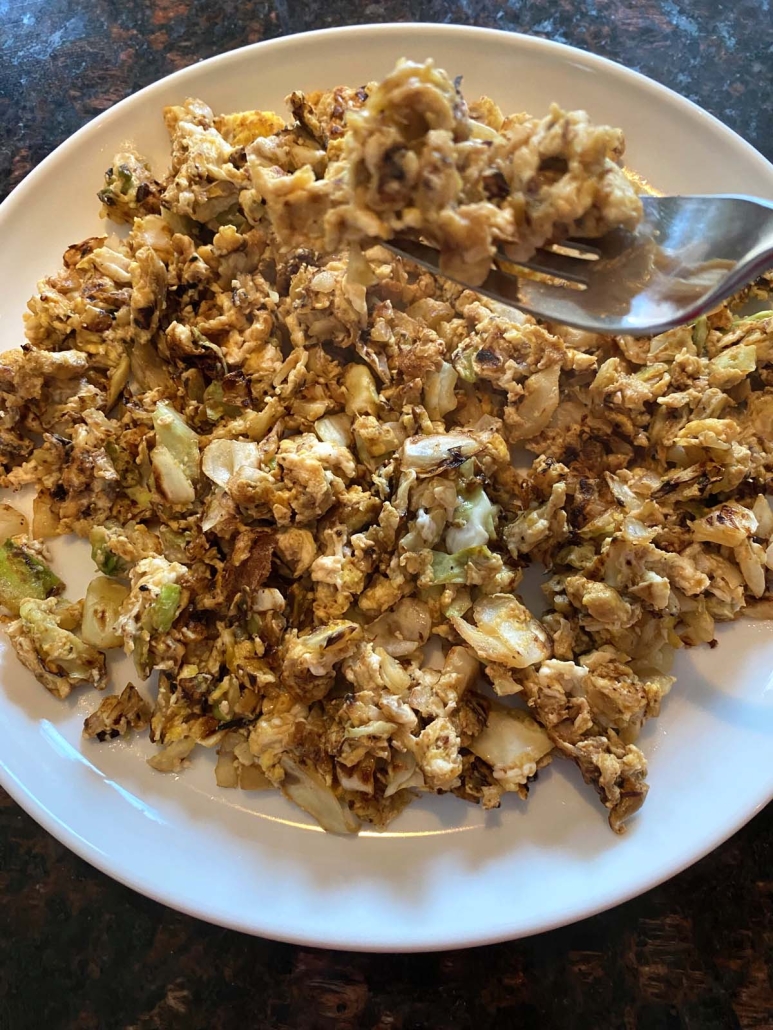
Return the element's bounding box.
[1,2,772,1028]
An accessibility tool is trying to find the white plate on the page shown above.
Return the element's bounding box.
[1,24,772,953]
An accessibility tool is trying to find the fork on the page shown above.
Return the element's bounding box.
[384,195,773,337]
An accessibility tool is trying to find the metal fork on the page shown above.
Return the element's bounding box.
[384,195,773,337]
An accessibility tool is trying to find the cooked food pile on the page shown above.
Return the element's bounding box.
[1,59,771,836]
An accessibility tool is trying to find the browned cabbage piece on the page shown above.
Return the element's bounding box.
[7,597,106,699]
[84,683,151,740]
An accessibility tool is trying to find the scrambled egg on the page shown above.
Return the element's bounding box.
[0,59,771,836]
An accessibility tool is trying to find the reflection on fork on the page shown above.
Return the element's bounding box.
[386,194,773,336]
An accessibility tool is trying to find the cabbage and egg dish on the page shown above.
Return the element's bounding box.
[1,59,771,835]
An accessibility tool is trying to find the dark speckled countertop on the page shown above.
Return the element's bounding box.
[1,3,772,1028]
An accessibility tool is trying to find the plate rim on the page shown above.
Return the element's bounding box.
[1,22,772,952]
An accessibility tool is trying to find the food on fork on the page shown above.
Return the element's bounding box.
[1,58,771,838]
[252,59,643,284]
